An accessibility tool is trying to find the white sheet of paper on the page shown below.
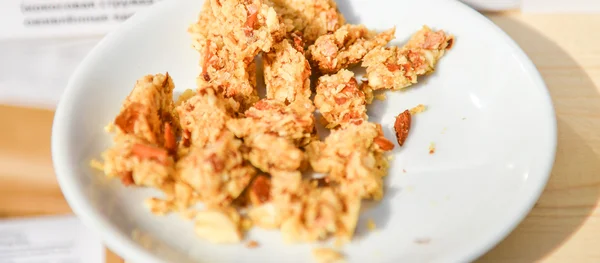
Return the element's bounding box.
[522,0,600,13]
[0,0,162,109]
[0,215,105,263]
[0,0,162,39]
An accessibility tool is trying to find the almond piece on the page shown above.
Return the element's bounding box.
[394,110,411,146]
[249,175,271,206]
[374,136,395,151]
[120,171,135,186]
[131,143,168,164]
[164,122,177,153]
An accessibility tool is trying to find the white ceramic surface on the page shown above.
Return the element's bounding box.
[51,0,557,262]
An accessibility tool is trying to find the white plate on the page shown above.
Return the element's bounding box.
[51,0,557,262]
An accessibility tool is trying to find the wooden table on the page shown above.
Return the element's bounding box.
[1,11,599,263]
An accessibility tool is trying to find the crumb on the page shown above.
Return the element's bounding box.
[104,122,115,133]
[429,142,436,154]
[441,127,447,134]
[414,238,431,245]
[402,169,406,173]
[131,229,154,249]
[179,209,198,220]
[374,93,387,101]
[366,218,376,231]
[462,117,466,120]
[89,159,104,171]
[246,240,259,248]
[241,217,254,232]
[312,248,345,263]
[409,104,427,115]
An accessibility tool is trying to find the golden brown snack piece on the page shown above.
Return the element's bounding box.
[307,122,394,200]
[394,110,411,146]
[189,0,259,110]
[114,73,179,146]
[192,36,260,109]
[263,39,312,103]
[176,88,238,150]
[105,73,179,188]
[308,25,395,74]
[176,132,256,208]
[269,0,345,45]
[247,170,302,230]
[210,0,285,58]
[362,26,453,90]
[226,98,316,147]
[244,133,304,173]
[273,178,361,243]
[102,134,174,188]
[314,69,368,129]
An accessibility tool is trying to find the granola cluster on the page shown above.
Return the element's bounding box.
[95,0,453,260]
[362,26,454,90]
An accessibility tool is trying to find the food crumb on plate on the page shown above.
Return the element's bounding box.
[366,218,377,231]
[409,104,427,115]
[89,159,104,171]
[374,93,387,101]
[414,238,431,245]
[312,248,346,263]
[104,122,115,133]
[429,142,436,154]
[246,240,259,248]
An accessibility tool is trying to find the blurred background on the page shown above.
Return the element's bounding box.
[0,0,599,262]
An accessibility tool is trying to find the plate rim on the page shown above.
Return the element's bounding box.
[51,0,557,262]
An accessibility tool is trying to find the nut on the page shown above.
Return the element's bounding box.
[249,175,271,206]
[394,110,411,146]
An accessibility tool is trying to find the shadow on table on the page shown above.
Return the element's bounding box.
[476,16,600,262]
